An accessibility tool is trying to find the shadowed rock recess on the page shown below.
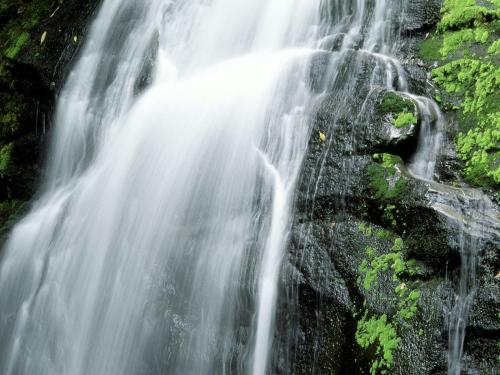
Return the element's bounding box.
[0,0,498,374]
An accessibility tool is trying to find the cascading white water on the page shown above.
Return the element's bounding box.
[1,0,487,374]
[0,1,329,374]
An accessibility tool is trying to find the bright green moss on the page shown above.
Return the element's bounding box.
[393,112,417,128]
[368,154,408,201]
[428,0,500,189]
[456,112,500,185]
[356,313,400,375]
[438,0,500,32]
[358,237,420,293]
[439,27,491,57]
[356,234,422,374]
[488,39,500,54]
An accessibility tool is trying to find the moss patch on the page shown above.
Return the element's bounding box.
[393,112,417,129]
[378,92,416,116]
[424,0,500,189]
[0,0,52,59]
[419,35,443,61]
[368,154,408,201]
[355,227,423,375]
[0,142,13,176]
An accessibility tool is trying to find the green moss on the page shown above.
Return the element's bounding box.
[0,0,52,58]
[356,234,422,374]
[378,92,415,116]
[358,237,420,293]
[419,36,444,61]
[368,154,408,201]
[437,0,500,32]
[456,112,500,185]
[488,39,500,54]
[356,313,400,375]
[393,112,417,128]
[439,27,492,58]
[0,142,13,176]
[0,93,25,138]
[426,0,500,189]
[4,32,29,59]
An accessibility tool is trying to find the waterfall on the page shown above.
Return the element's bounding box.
[0,0,493,374]
[0,1,328,374]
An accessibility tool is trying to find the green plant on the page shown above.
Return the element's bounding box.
[379,92,415,116]
[0,0,52,58]
[0,143,13,177]
[356,312,401,375]
[428,0,500,188]
[368,154,408,201]
[356,235,422,372]
[393,112,417,128]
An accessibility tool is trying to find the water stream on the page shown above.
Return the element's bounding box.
[0,1,493,374]
[0,1,327,374]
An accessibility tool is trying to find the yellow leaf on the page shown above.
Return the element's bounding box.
[319,131,326,142]
[40,31,47,45]
[495,271,500,279]
[73,36,78,43]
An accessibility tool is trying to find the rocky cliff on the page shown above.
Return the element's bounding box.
[275,1,500,374]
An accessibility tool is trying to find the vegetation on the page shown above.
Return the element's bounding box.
[0,0,51,59]
[356,312,400,375]
[0,142,13,177]
[393,112,417,129]
[378,92,415,116]
[368,153,408,201]
[355,226,422,375]
[421,0,500,189]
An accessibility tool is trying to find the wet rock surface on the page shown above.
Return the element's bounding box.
[276,0,500,374]
[0,0,101,241]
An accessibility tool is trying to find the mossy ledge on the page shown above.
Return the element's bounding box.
[420,0,500,192]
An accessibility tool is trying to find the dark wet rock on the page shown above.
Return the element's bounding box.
[0,0,101,241]
[283,2,500,368]
[401,0,442,33]
[14,0,102,90]
[319,33,363,52]
[393,278,451,375]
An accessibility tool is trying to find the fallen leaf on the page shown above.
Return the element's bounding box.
[40,31,47,45]
[319,131,326,142]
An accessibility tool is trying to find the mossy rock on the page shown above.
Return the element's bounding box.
[367,153,409,202]
[0,0,52,59]
[378,92,417,117]
[419,35,443,62]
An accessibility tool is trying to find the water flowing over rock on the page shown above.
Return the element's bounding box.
[0,0,498,374]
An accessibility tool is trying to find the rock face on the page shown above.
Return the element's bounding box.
[272,0,500,374]
[0,0,101,240]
